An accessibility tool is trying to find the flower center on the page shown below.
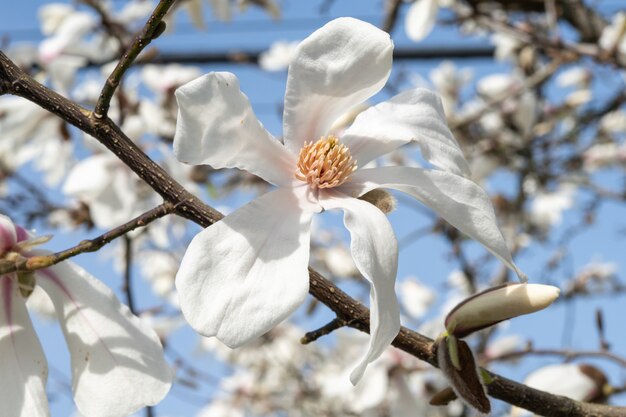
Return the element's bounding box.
[294,135,357,189]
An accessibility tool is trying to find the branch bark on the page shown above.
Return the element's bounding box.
[1,50,625,417]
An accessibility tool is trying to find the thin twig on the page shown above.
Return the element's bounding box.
[450,58,563,130]
[484,347,626,368]
[381,0,402,34]
[301,318,348,344]
[123,235,135,313]
[0,202,175,275]
[93,0,176,119]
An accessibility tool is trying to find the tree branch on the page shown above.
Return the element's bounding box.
[1,50,625,417]
[93,0,175,119]
[0,201,174,274]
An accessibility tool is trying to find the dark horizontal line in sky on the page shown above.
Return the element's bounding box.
[144,45,496,66]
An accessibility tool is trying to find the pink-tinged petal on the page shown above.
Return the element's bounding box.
[174,72,295,186]
[176,186,318,347]
[36,262,172,417]
[282,18,393,154]
[0,214,17,253]
[343,167,527,281]
[405,0,439,42]
[342,88,470,176]
[0,278,49,417]
[319,190,401,384]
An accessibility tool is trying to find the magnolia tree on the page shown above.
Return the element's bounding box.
[1,0,626,416]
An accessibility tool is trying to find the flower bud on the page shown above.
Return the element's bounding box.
[436,335,491,414]
[445,283,560,338]
[358,188,396,214]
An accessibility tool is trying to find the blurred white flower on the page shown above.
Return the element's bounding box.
[583,142,623,171]
[258,40,300,72]
[530,186,575,230]
[405,0,439,42]
[38,5,95,63]
[492,32,522,61]
[399,277,435,320]
[483,334,523,359]
[600,110,626,133]
[0,96,74,185]
[599,11,626,63]
[142,64,203,96]
[513,363,607,416]
[429,61,473,116]
[556,67,592,88]
[63,153,158,229]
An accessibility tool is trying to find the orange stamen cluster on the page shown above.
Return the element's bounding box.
[295,135,356,189]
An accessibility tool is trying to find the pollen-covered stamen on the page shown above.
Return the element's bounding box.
[295,135,357,189]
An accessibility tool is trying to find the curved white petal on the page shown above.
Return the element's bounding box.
[0,278,49,417]
[343,167,527,281]
[174,72,295,186]
[176,186,318,347]
[406,0,439,42]
[342,88,470,176]
[283,17,393,154]
[36,262,172,417]
[319,190,401,384]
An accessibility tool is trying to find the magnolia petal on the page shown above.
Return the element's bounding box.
[36,262,172,417]
[0,278,49,417]
[0,213,17,252]
[174,72,295,186]
[342,88,470,176]
[319,190,400,384]
[445,283,560,338]
[283,17,393,154]
[406,0,439,42]
[342,167,527,281]
[176,186,318,347]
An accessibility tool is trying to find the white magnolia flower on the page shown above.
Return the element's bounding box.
[173,17,523,384]
[0,215,172,416]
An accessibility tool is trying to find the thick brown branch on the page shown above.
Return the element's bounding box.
[2,50,626,417]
